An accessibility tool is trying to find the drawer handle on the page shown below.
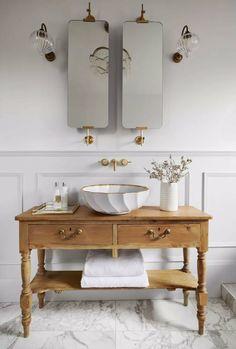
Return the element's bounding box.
[145,228,171,241]
[58,228,82,240]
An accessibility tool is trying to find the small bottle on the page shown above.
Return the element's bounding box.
[53,182,62,209]
[61,182,68,209]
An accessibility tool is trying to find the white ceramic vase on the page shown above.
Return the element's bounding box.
[160,182,178,212]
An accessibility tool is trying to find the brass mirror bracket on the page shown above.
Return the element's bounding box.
[83,2,96,22]
[135,127,147,146]
[136,4,149,23]
[83,126,94,145]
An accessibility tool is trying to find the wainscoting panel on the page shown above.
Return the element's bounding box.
[0,173,23,265]
[203,172,236,247]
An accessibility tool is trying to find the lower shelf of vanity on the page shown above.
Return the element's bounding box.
[30,270,198,293]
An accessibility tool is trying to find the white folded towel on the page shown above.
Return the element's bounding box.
[84,249,145,277]
[81,271,149,288]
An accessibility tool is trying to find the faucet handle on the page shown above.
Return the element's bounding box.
[119,159,131,167]
[99,158,110,166]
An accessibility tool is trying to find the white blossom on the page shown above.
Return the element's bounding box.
[145,155,192,183]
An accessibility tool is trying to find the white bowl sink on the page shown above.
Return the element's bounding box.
[81,184,150,215]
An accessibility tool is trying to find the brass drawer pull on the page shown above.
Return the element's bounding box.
[58,229,66,239]
[145,228,171,241]
[58,228,82,240]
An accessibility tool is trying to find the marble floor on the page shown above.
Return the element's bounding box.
[1,298,236,349]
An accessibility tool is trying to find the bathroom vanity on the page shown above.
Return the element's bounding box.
[15,205,211,337]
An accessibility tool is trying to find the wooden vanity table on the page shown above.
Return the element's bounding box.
[15,205,212,337]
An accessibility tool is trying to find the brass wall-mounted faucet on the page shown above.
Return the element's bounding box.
[99,158,131,171]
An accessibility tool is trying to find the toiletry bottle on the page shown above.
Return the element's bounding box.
[61,182,68,209]
[53,182,62,209]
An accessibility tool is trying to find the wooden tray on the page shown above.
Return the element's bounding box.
[32,204,80,215]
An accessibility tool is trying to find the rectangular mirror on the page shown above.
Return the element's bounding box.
[68,21,109,128]
[122,21,163,129]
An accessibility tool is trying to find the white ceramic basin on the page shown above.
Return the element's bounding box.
[81,184,150,215]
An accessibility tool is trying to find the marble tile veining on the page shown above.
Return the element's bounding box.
[12,331,115,349]
[116,299,198,331]
[0,303,22,326]
[116,330,219,349]
[0,303,30,349]
[30,300,116,332]
[0,298,235,349]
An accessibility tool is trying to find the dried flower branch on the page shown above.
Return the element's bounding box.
[145,155,192,183]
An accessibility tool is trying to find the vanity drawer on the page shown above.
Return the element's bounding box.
[29,224,112,248]
[117,224,200,247]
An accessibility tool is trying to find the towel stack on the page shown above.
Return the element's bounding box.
[81,249,149,288]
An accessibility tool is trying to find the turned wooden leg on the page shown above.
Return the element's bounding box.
[183,290,190,306]
[37,249,46,308]
[38,292,46,309]
[20,250,32,338]
[182,248,190,273]
[196,248,208,335]
[182,248,190,306]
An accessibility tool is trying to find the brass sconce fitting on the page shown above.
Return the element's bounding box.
[173,25,200,63]
[135,127,147,146]
[83,126,94,145]
[99,159,131,172]
[173,52,183,63]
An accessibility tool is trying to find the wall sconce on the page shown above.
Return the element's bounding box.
[30,23,56,62]
[173,25,200,63]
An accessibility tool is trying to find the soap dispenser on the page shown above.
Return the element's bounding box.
[53,182,62,209]
[61,182,68,208]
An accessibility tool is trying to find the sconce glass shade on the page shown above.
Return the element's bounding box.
[173,25,199,63]
[177,29,200,58]
[30,23,56,61]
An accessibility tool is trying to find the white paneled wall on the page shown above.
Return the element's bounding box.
[1,151,236,301]
[203,172,236,247]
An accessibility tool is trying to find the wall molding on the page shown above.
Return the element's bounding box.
[1,150,236,157]
[202,172,236,211]
[0,172,23,213]
[202,171,236,248]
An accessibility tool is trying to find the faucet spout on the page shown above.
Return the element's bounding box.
[111,159,117,171]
